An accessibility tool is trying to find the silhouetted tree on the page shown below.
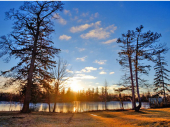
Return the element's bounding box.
[117,30,136,110]
[133,25,162,111]
[42,79,53,112]
[114,86,129,109]
[0,1,64,113]
[154,51,170,103]
[52,58,72,112]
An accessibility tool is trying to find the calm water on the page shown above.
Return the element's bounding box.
[0,101,150,113]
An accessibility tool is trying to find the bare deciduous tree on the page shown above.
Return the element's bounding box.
[52,58,72,112]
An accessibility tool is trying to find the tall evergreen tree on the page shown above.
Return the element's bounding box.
[133,25,161,111]
[117,30,136,110]
[154,51,170,103]
[0,1,64,113]
[117,25,162,111]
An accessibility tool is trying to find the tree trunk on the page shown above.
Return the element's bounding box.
[21,22,40,113]
[135,37,141,112]
[48,103,51,112]
[105,100,107,110]
[127,38,136,110]
[53,87,58,112]
[48,90,51,112]
[21,55,36,113]
[161,65,166,104]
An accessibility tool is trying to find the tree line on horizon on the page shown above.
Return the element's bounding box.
[0,1,170,113]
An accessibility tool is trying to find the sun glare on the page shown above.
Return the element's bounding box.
[70,80,82,92]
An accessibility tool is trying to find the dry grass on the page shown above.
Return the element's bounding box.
[0,108,170,127]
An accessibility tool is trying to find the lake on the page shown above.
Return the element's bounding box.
[0,101,150,113]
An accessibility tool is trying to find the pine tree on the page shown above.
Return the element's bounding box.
[117,25,162,111]
[154,51,170,103]
[117,30,136,110]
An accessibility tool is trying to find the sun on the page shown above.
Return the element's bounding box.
[69,80,82,92]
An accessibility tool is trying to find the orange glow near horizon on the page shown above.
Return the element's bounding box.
[69,80,83,92]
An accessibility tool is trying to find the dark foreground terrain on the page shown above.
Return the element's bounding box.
[0,108,170,127]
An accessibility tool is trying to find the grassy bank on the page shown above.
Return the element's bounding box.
[0,108,170,127]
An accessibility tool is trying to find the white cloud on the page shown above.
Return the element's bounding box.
[99,67,103,70]
[80,23,117,39]
[64,9,71,16]
[70,23,93,33]
[94,60,107,65]
[76,47,85,52]
[76,56,87,61]
[70,21,100,33]
[102,38,117,44]
[99,71,107,74]
[76,74,97,79]
[53,14,67,25]
[80,28,110,39]
[81,67,97,73]
[105,24,117,33]
[61,49,69,53]
[95,21,101,26]
[75,71,81,73]
[66,69,73,73]
[110,72,115,74]
[59,35,71,40]
[58,17,67,25]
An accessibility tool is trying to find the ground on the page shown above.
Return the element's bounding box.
[0,108,170,127]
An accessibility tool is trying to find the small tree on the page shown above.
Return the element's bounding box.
[114,86,129,109]
[102,80,108,110]
[52,58,72,112]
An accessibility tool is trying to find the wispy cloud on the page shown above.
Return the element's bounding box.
[53,14,67,25]
[99,71,107,74]
[89,12,99,21]
[61,49,69,53]
[109,72,115,74]
[64,9,72,16]
[66,69,73,73]
[99,67,103,70]
[80,28,109,39]
[75,71,81,73]
[76,74,97,79]
[102,38,117,44]
[73,8,79,13]
[81,12,89,17]
[59,35,71,40]
[71,16,79,21]
[58,17,67,25]
[80,23,117,39]
[81,67,97,73]
[70,21,101,33]
[94,60,107,65]
[94,12,99,18]
[76,47,85,52]
[76,56,87,61]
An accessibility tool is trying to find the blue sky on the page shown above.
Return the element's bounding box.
[0,1,170,93]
